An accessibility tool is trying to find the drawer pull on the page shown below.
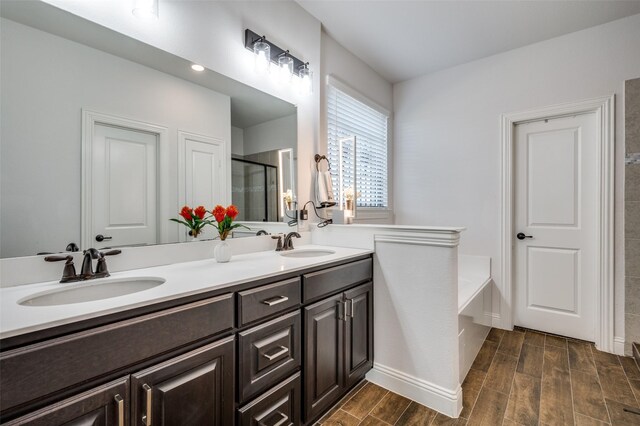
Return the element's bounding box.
[259,411,289,426]
[262,295,289,306]
[114,394,124,426]
[262,345,289,361]
[142,383,152,426]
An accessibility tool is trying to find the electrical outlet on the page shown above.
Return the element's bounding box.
[299,209,309,220]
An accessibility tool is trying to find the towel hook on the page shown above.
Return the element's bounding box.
[314,154,330,172]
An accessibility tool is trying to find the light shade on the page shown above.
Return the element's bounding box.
[191,64,205,72]
[278,55,294,83]
[132,0,158,20]
[299,65,313,95]
[253,40,271,75]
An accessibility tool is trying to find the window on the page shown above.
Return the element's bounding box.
[327,78,389,209]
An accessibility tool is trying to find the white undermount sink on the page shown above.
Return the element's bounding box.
[18,277,166,307]
[280,249,336,258]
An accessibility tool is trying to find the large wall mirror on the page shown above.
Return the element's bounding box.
[0,1,297,258]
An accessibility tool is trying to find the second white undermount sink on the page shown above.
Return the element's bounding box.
[280,249,336,258]
[18,277,166,307]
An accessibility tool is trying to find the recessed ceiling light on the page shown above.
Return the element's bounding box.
[191,64,205,72]
[132,0,158,20]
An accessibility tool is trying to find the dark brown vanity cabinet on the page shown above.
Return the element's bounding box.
[0,255,373,426]
[303,282,373,422]
[3,377,129,426]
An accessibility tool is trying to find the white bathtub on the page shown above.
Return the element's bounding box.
[458,255,492,382]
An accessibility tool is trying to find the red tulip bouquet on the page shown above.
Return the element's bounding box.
[211,205,248,240]
[170,205,211,238]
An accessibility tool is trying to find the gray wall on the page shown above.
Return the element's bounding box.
[1,18,231,258]
[625,78,640,354]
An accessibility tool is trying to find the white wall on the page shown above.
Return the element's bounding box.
[393,14,640,344]
[43,0,321,212]
[243,114,297,156]
[320,30,394,223]
[0,18,230,258]
[231,126,244,156]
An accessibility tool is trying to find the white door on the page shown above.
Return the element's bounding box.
[184,137,225,240]
[91,123,158,249]
[514,113,597,341]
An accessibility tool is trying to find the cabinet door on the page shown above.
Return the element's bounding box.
[344,282,374,388]
[3,377,128,426]
[131,336,234,426]
[303,293,344,422]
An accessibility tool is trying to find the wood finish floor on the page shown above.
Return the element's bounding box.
[318,328,640,426]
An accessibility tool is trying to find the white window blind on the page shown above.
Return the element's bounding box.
[327,82,389,208]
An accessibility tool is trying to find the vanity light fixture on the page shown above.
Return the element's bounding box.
[132,0,159,20]
[191,64,205,72]
[244,29,312,92]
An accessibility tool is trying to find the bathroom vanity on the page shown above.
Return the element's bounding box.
[0,249,373,425]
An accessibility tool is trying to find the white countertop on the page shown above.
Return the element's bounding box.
[0,245,372,340]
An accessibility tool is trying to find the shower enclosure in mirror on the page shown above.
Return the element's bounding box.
[0,1,297,258]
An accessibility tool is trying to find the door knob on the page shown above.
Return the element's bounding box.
[95,234,112,242]
[516,232,533,240]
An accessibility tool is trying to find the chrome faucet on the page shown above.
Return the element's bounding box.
[283,232,301,250]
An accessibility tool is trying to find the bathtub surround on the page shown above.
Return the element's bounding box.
[626,78,640,355]
[394,14,640,350]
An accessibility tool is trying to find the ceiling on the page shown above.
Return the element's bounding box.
[297,0,640,83]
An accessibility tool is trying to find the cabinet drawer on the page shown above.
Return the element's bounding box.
[238,311,301,403]
[3,377,129,426]
[302,258,372,303]
[238,372,301,426]
[0,293,233,412]
[238,278,301,326]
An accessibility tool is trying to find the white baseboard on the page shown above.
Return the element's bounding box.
[366,363,462,418]
[614,336,625,356]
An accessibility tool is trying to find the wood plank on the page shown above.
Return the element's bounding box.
[523,330,545,347]
[596,363,639,407]
[486,328,505,344]
[497,330,525,357]
[359,415,388,426]
[460,369,485,419]
[545,335,568,348]
[369,391,411,424]
[470,340,499,372]
[395,402,437,426]
[543,344,569,374]
[432,412,468,425]
[574,413,610,425]
[619,356,640,380]
[504,372,541,426]
[540,366,574,426]
[340,382,387,420]
[466,387,508,426]
[484,352,518,394]
[322,409,360,426]
[568,341,597,374]
[604,398,640,425]
[570,369,610,423]
[517,344,544,378]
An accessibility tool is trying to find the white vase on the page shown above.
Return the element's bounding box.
[214,240,232,263]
